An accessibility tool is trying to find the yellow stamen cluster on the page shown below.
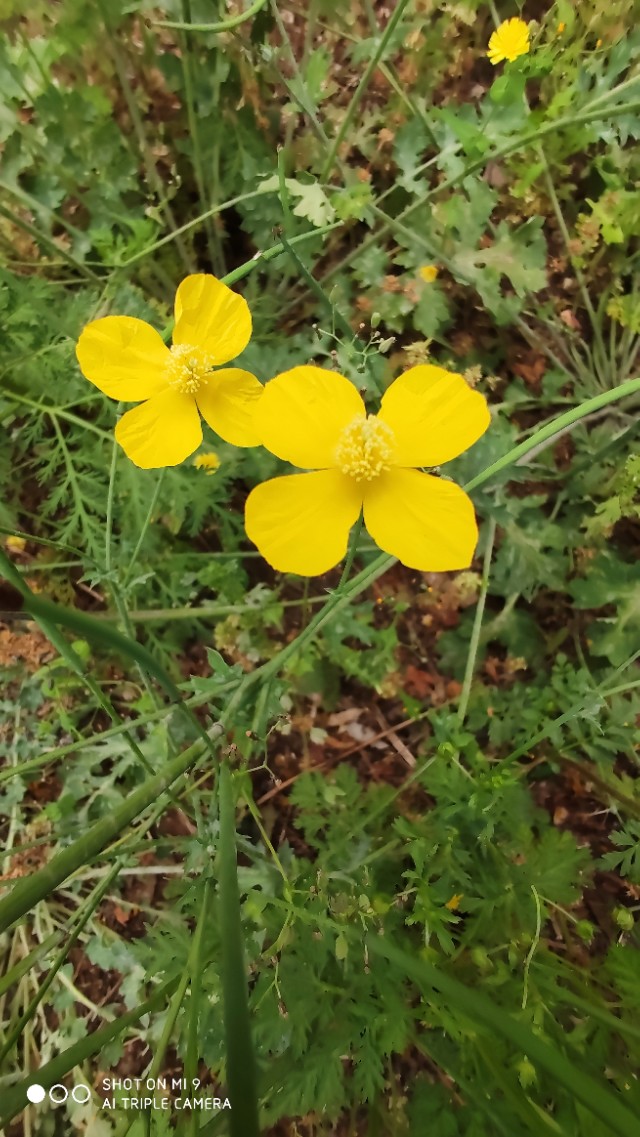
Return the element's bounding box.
[335,415,395,482]
[164,344,215,394]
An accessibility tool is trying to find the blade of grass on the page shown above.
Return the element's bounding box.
[0,859,125,1064]
[0,932,59,999]
[0,726,220,936]
[157,0,269,31]
[321,0,412,179]
[217,762,260,1137]
[0,977,179,1128]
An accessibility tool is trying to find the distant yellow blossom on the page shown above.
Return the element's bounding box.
[446,894,463,911]
[245,364,490,577]
[5,535,26,552]
[418,265,439,283]
[487,17,530,65]
[194,452,221,474]
[75,275,262,469]
[557,21,566,33]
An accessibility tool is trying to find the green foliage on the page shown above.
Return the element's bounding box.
[1,2,640,1136]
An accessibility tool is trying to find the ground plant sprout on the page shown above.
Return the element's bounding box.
[0,3,638,1137]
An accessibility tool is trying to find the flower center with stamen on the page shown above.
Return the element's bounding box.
[164,344,215,394]
[335,414,395,482]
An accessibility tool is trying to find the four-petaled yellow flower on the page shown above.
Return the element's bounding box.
[487,17,530,65]
[244,365,490,577]
[76,274,263,469]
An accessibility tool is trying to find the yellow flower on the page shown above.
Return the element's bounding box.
[418,265,439,283]
[557,22,566,34]
[75,275,262,469]
[487,17,530,65]
[245,365,490,577]
[194,451,221,474]
[5,535,27,552]
[445,894,463,911]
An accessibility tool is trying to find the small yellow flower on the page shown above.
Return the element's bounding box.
[487,17,530,65]
[445,894,463,911]
[418,265,439,283]
[245,365,490,576]
[5,535,27,552]
[557,21,566,34]
[194,451,221,475]
[75,275,262,469]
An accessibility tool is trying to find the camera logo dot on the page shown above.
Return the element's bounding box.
[26,1083,91,1106]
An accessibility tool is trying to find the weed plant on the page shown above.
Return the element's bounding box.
[0,2,639,1136]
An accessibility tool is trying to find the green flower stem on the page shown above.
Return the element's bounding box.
[0,977,180,1129]
[464,377,640,493]
[0,932,59,999]
[122,469,166,587]
[221,221,343,285]
[457,517,497,724]
[276,148,365,353]
[218,762,260,1137]
[321,0,412,180]
[179,0,222,274]
[95,0,194,275]
[337,513,365,589]
[92,594,328,623]
[186,879,212,1137]
[157,0,269,32]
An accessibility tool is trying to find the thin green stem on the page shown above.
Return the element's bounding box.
[105,414,120,575]
[457,517,497,724]
[95,0,193,274]
[537,145,609,380]
[157,0,269,31]
[186,879,212,1137]
[464,377,640,492]
[218,763,260,1137]
[0,859,124,1064]
[319,98,640,289]
[122,469,166,587]
[179,0,222,272]
[337,513,364,589]
[0,199,99,283]
[321,0,412,180]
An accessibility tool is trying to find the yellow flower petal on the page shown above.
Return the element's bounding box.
[487,17,530,65]
[75,316,169,401]
[245,470,362,576]
[196,368,263,447]
[173,274,252,365]
[378,365,490,467]
[362,468,478,571]
[115,389,202,469]
[255,366,365,468]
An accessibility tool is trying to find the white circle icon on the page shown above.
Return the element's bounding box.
[26,1085,45,1104]
[72,1084,91,1104]
[49,1084,69,1104]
